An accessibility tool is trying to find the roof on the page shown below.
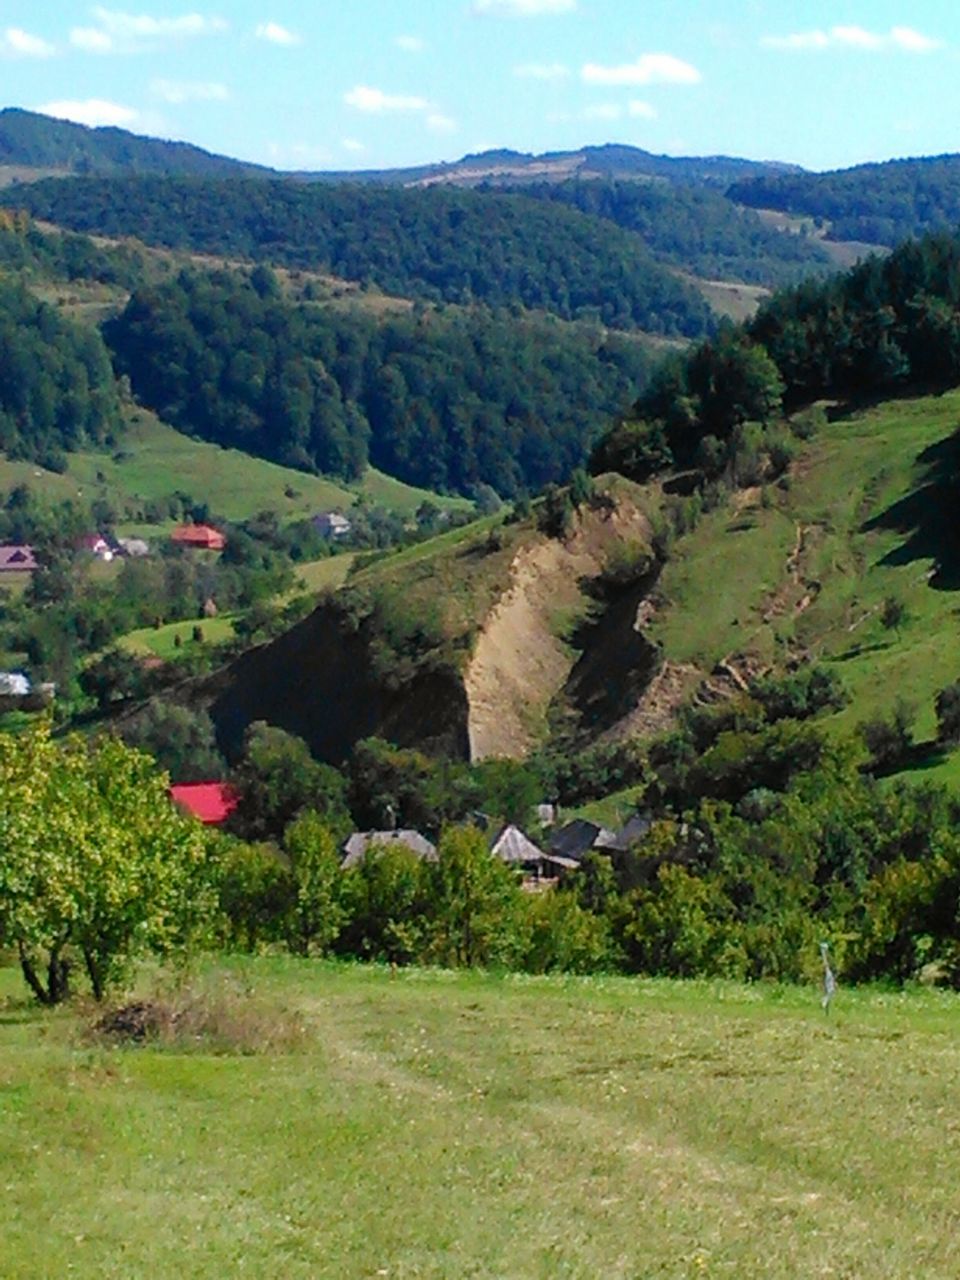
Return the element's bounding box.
[549,819,604,861]
[170,782,239,825]
[490,824,545,865]
[341,829,438,868]
[0,544,38,572]
[170,524,226,550]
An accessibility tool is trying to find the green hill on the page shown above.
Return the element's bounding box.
[0,106,271,178]
[729,152,960,247]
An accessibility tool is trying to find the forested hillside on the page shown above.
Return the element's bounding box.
[507,180,831,284]
[729,153,960,247]
[2,176,713,336]
[0,273,120,464]
[105,268,651,494]
[0,107,269,178]
[594,228,960,477]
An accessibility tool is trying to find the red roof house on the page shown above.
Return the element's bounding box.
[170,782,239,825]
[170,523,226,552]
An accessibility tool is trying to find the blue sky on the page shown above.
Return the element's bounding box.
[1,1,959,172]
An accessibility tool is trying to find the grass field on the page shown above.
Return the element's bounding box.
[3,957,960,1278]
[0,409,469,529]
[651,391,960,788]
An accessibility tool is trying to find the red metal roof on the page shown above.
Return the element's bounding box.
[170,524,226,550]
[170,782,239,825]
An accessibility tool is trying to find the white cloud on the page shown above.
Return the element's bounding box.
[37,98,139,128]
[514,61,569,79]
[395,34,424,52]
[266,140,332,166]
[151,78,228,104]
[71,7,227,54]
[891,26,942,52]
[342,137,366,153]
[762,25,942,53]
[628,99,657,119]
[0,27,55,58]
[255,21,300,46]
[472,0,575,14]
[581,53,701,86]
[344,85,429,113]
[582,103,621,121]
[427,112,457,133]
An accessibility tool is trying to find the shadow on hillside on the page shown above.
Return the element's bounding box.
[862,430,960,589]
[881,738,952,780]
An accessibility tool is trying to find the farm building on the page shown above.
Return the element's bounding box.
[0,545,38,573]
[341,830,437,868]
[170,524,226,552]
[490,823,577,887]
[312,512,352,539]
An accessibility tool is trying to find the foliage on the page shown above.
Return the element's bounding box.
[592,228,960,483]
[282,810,346,956]
[0,721,214,1002]
[730,153,960,247]
[9,175,714,336]
[423,826,524,968]
[117,700,226,783]
[104,268,653,496]
[514,178,831,285]
[0,275,120,465]
[228,722,350,841]
[936,681,960,745]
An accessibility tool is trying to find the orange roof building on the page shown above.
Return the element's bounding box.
[170,523,226,551]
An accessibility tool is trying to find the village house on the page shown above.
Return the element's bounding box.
[341,829,437,868]
[0,671,30,697]
[0,544,38,573]
[490,823,577,889]
[312,511,352,539]
[117,537,150,557]
[78,533,116,562]
[169,782,239,825]
[170,523,227,552]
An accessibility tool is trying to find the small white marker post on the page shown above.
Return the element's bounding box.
[820,940,837,1015]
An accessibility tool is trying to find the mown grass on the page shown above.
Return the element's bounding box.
[2,957,960,1278]
[652,391,960,786]
[117,615,237,659]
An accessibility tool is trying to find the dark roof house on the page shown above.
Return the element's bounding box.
[0,544,38,572]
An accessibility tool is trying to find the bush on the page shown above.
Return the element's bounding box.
[936,681,960,745]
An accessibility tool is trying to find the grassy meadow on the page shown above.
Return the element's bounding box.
[651,390,960,788]
[2,957,959,1278]
[0,408,469,532]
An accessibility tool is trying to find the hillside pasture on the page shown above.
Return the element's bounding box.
[2,958,960,1278]
[649,390,960,787]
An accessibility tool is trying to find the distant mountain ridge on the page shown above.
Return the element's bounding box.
[0,107,799,189]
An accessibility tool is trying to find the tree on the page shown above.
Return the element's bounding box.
[118,699,225,783]
[0,722,214,1003]
[424,826,523,968]
[936,681,960,745]
[881,596,907,637]
[230,722,349,841]
[282,811,345,956]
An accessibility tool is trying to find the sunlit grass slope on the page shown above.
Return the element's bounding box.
[650,390,960,787]
[0,408,469,527]
[3,958,960,1278]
